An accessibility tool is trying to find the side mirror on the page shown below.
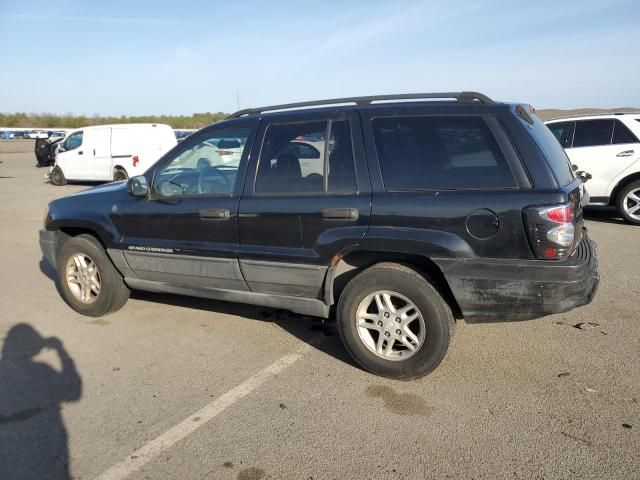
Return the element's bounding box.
[128,175,149,197]
[576,170,592,183]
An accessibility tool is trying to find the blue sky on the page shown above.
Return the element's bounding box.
[1,0,639,115]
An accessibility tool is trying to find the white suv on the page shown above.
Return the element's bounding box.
[546,114,640,225]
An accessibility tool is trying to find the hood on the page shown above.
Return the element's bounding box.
[68,180,128,198]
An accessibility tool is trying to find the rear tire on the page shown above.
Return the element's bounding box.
[616,180,640,226]
[113,168,128,182]
[56,234,130,316]
[50,166,67,186]
[337,262,455,380]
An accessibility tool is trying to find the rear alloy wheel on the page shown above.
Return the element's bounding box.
[616,180,640,226]
[50,166,67,186]
[113,168,128,182]
[337,262,455,380]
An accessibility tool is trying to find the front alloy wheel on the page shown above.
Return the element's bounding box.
[66,253,101,304]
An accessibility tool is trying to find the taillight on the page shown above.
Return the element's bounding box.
[524,203,576,260]
[217,150,233,156]
[132,155,139,167]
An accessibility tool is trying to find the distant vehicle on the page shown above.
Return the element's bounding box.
[0,131,13,139]
[48,124,177,185]
[174,129,196,142]
[26,130,50,139]
[546,114,640,225]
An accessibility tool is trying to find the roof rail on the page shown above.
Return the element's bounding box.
[227,91,494,119]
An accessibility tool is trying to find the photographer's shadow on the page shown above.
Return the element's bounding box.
[0,324,81,480]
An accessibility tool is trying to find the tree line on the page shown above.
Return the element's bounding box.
[0,112,229,129]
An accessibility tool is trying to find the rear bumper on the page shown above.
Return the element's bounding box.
[39,229,57,267]
[437,235,599,322]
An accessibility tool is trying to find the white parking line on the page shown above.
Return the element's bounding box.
[94,344,312,480]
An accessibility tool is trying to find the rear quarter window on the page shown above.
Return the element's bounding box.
[527,114,575,186]
[372,116,518,191]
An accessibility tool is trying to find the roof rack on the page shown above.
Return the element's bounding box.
[227,91,494,119]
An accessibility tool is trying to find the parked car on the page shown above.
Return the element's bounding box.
[48,124,177,185]
[0,131,12,139]
[39,92,599,379]
[26,130,50,139]
[546,114,640,225]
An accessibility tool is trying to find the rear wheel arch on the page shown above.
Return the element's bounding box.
[326,251,462,320]
[113,166,129,181]
[609,171,640,205]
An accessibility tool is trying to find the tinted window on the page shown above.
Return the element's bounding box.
[527,114,575,186]
[547,121,574,148]
[612,120,639,144]
[255,120,356,194]
[64,131,83,150]
[573,120,614,147]
[153,127,250,196]
[372,116,516,190]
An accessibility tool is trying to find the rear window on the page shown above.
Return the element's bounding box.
[528,114,575,186]
[371,116,517,191]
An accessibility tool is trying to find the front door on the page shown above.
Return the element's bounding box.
[112,120,257,291]
[57,130,85,179]
[238,110,371,298]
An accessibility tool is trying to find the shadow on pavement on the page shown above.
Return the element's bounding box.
[131,290,358,371]
[584,206,626,225]
[0,324,82,480]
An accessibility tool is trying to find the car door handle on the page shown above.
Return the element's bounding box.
[321,208,359,220]
[78,150,83,155]
[199,208,230,220]
[617,150,634,157]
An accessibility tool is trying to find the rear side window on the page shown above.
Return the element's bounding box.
[371,116,517,190]
[255,120,356,194]
[612,120,639,144]
[547,121,574,148]
[573,120,614,147]
[523,113,575,186]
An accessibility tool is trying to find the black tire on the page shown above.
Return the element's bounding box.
[56,234,130,317]
[113,168,128,182]
[337,262,455,380]
[50,166,67,186]
[616,180,640,226]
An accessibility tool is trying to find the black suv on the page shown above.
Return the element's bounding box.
[40,92,599,379]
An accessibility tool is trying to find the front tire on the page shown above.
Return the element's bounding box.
[337,263,455,380]
[616,180,640,226]
[50,166,67,186]
[56,234,130,316]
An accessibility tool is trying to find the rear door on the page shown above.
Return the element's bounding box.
[237,110,371,298]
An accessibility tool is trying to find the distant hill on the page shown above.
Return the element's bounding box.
[536,107,640,121]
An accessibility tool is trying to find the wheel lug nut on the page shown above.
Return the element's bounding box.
[396,329,401,335]
[395,317,401,323]
[384,312,389,318]
[384,331,390,337]
[377,321,383,327]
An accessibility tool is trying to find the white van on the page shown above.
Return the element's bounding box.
[49,124,177,185]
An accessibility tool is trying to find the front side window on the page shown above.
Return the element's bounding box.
[573,120,614,148]
[153,127,250,196]
[612,120,639,144]
[255,120,356,194]
[547,121,575,148]
[64,131,83,151]
[372,116,517,191]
